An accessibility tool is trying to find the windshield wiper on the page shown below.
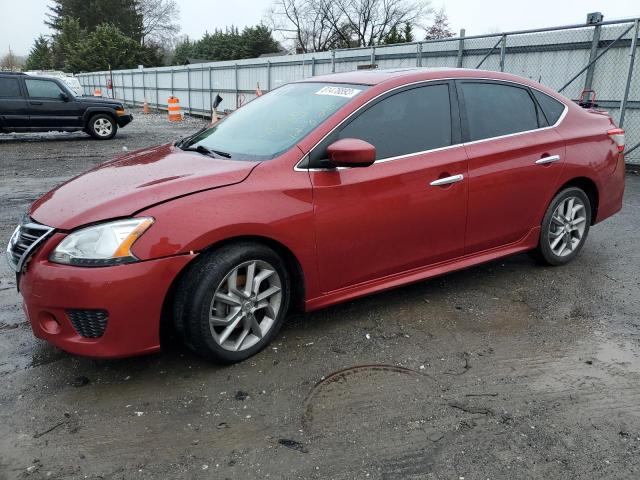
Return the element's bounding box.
[182,144,232,159]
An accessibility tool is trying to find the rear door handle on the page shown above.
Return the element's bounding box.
[29,102,43,105]
[430,174,464,187]
[535,154,561,165]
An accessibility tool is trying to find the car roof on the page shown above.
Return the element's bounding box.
[299,67,542,88]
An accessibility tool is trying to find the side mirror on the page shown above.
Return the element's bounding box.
[59,92,69,102]
[326,138,376,168]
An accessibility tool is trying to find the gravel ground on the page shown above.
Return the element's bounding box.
[1,109,640,480]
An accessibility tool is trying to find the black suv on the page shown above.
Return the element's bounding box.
[0,72,132,140]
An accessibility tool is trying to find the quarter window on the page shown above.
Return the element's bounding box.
[25,79,64,99]
[531,89,565,125]
[337,84,452,160]
[0,78,21,97]
[460,82,539,142]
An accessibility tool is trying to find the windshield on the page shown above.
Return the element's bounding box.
[182,82,368,161]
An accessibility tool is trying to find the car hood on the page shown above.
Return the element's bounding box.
[30,143,259,230]
[75,96,123,107]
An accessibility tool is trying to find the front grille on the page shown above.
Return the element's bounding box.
[67,309,109,338]
[6,219,55,272]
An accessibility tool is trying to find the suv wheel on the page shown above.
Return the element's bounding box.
[534,187,591,266]
[174,242,291,363]
[88,114,117,140]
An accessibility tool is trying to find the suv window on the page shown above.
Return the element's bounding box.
[0,77,22,97]
[460,82,539,142]
[25,79,64,99]
[531,89,565,125]
[337,84,452,160]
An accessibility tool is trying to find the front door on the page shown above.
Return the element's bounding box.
[24,78,83,127]
[309,82,469,293]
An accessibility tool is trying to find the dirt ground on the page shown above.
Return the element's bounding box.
[1,109,640,480]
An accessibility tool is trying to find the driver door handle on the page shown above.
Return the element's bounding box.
[430,174,464,187]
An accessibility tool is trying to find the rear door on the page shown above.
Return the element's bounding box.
[309,82,469,293]
[458,80,566,254]
[0,76,30,128]
[24,78,83,127]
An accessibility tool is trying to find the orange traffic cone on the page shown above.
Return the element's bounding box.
[93,88,102,97]
[143,98,150,114]
[167,96,182,122]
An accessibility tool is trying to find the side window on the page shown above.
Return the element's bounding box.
[337,84,452,160]
[0,78,22,98]
[25,79,64,99]
[460,82,539,142]
[531,89,565,125]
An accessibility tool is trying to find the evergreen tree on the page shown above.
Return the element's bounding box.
[25,35,53,70]
[403,23,414,43]
[383,25,403,45]
[51,17,84,70]
[47,0,143,42]
[240,25,280,58]
[67,23,153,71]
[172,38,195,65]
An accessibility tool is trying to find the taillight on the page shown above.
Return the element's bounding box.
[608,128,625,152]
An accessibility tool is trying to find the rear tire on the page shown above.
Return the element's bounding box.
[173,242,290,363]
[87,113,117,140]
[533,187,591,266]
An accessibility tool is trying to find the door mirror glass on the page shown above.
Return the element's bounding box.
[327,138,376,168]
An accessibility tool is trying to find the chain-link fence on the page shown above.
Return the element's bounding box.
[76,14,640,164]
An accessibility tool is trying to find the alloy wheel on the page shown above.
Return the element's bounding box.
[548,196,587,257]
[93,118,113,137]
[208,260,282,352]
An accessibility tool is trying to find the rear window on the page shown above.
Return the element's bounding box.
[531,89,565,125]
[0,77,21,97]
[460,82,539,142]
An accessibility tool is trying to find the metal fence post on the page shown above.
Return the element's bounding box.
[370,46,376,66]
[208,66,213,114]
[267,61,272,90]
[234,63,239,108]
[154,69,158,110]
[331,50,336,73]
[141,68,146,103]
[311,57,316,76]
[499,35,507,71]
[187,67,191,114]
[457,29,466,68]
[583,22,602,101]
[620,19,639,128]
[170,68,174,99]
[417,42,423,67]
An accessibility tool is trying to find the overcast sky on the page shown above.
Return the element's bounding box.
[1,0,638,57]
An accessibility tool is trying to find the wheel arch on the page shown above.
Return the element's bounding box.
[159,235,306,345]
[554,176,599,225]
[83,108,117,127]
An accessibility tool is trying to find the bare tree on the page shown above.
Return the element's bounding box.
[268,0,431,52]
[331,0,431,47]
[0,47,24,71]
[136,0,180,45]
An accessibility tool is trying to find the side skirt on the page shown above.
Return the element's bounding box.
[304,227,541,312]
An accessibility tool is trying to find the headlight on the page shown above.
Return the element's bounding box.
[50,217,154,266]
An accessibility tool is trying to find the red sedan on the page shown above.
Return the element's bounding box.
[7,68,625,363]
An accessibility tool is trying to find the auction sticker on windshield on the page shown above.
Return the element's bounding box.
[315,86,362,98]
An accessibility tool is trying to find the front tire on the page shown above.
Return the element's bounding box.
[87,114,117,140]
[174,242,290,363]
[534,187,591,266]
